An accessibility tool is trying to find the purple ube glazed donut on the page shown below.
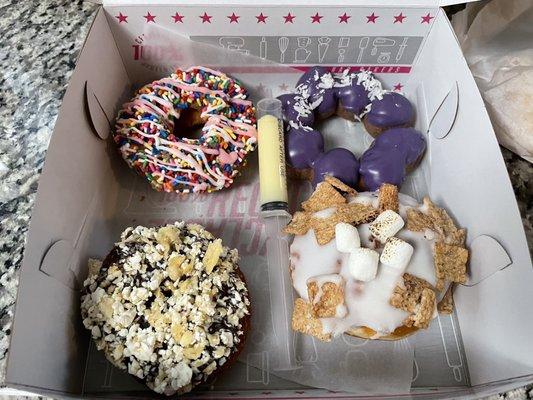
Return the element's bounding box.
[277,66,422,190]
[278,93,315,130]
[296,66,336,117]
[285,127,324,169]
[334,73,371,119]
[364,92,415,137]
[312,148,360,188]
[359,127,426,191]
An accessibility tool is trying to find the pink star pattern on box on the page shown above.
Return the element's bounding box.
[200,12,212,23]
[115,12,128,23]
[113,9,437,30]
[283,12,295,23]
[279,83,289,91]
[393,83,404,91]
[338,12,351,23]
[172,12,184,23]
[366,12,379,23]
[421,13,434,24]
[394,13,406,23]
[143,12,156,23]
[227,12,240,23]
[256,12,268,23]
[311,12,323,23]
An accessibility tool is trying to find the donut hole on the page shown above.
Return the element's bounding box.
[172,107,206,140]
[314,115,372,156]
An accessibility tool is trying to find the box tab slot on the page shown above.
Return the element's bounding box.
[39,239,80,291]
[462,234,512,287]
[428,81,459,139]
[85,81,111,140]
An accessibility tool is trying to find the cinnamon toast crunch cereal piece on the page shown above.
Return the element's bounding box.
[406,198,466,246]
[424,198,458,239]
[446,229,467,247]
[437,284,454,314]
[406,208,435,233]
[324,175,357,195]
[434,242,468,290]
[284,211,312,236]
[409,288,436,329]
[378,184,399,213]
[307,274,347,318]
[292,298,331,341]
[310,219,337,245]
[302,182,346,212]
[307,203,378,245]
[390,273,436,329]
[336,203,379,226]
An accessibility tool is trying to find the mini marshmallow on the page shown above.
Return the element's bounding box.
[369,210,405,242]
[348,248,379,282]
[380,237,414,272]
[335,223,361,253]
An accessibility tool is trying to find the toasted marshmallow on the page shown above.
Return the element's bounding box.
[348,248,379,282]
[380,237,414,272]
[335,223,361,253]
[369,210,405,242]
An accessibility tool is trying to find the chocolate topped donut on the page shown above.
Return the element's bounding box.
[81,222,250,395]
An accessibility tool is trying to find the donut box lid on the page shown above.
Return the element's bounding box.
[5,2,533,400]
[91,0,481,7]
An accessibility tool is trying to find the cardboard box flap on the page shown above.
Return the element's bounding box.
[101,0,480,7]
[5,8,130,394]
[410,11,533,386]
[463,235,512,286]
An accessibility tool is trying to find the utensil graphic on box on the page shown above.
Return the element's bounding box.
[338,37,350,63]
[293,37,312,63]
[219,37,249,55]
[370,37,396,56]
[396,37,408,62]
[278,36,289,63]
[438,314,465,383]
[318,37,331,63]
[260,36,268,60]
[356,37,369,63]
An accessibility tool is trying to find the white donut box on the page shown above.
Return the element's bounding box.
[5,0,533,399]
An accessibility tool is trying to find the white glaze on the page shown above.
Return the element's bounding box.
[289,192,436,336]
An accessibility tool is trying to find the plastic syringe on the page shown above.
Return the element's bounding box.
[257,98,299,371]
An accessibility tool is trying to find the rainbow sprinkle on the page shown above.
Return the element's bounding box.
[114,66,257,194]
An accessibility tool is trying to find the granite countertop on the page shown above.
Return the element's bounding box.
[0,0,531,398]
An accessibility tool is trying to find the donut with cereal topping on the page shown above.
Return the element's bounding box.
[81,222,251,395]
[114,66,257,194]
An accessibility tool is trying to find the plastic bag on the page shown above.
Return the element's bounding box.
[452,0,533,163]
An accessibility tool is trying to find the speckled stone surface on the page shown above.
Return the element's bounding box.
[0,0,531,398]
[0,0,98,385]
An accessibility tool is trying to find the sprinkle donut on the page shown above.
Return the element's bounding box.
[278,66,424,191]
[114,67,257,194]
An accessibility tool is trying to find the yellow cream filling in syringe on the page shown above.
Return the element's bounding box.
[257,98,299,371]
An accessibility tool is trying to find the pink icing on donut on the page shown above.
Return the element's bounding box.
[114,66,256,193]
